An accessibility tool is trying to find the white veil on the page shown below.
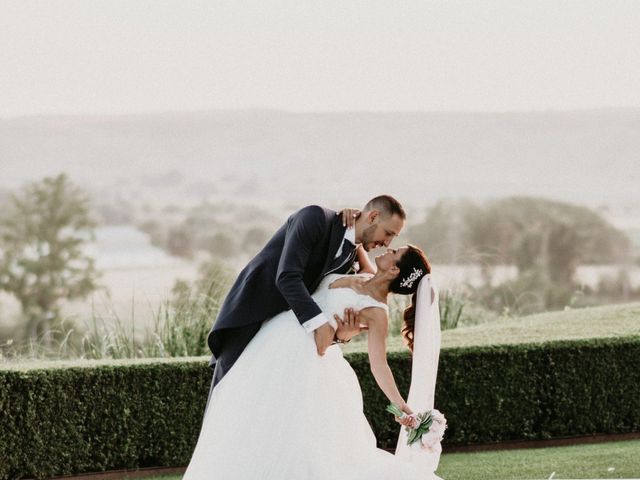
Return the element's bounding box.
[394,274,442,471]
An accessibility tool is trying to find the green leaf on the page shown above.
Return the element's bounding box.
[407,429,421,446]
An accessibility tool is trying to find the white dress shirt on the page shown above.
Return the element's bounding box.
[301,227,356,333]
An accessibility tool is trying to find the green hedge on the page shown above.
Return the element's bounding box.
[1,337,639,479]
[358,336,640,448]
[0,359,211,480]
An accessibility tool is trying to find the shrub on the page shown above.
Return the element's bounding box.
[355,336,640,448]
[0,359,211,479]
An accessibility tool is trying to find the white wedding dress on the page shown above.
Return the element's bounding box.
[183,274,442,480]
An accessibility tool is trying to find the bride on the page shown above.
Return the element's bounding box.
[183,245,443,480]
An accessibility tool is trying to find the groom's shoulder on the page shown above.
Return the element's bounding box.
[294,204,336,224]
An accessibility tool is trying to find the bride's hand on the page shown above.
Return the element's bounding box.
[395,403,419,428]
[334,308,361,342]
[337,208,360,228]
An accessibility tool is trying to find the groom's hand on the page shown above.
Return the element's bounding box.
[314,323,336,356]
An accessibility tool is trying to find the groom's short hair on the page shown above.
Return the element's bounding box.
[364,195,406,220]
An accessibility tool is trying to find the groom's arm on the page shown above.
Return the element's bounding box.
[275,205,336,333]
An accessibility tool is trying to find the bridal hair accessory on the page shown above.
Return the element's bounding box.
[386,404,447,450]
[399,267,424,290]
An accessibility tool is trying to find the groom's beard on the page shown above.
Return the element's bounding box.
[360,224,379,252]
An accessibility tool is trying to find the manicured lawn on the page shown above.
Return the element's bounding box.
[344,302,640,353]
[134,439,640,479]
[436,439,640,479]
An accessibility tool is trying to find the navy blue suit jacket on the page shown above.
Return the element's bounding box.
[207,205,355,366]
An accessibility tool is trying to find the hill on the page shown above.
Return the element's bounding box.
[1,109,639,210]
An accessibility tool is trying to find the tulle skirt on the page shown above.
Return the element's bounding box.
[183,309,441,480]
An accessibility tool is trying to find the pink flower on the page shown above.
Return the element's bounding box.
[421,430,441,448]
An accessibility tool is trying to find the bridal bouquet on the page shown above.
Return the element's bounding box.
[386,403,447,450]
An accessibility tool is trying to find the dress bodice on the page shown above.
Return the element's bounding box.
[313,274,388,323]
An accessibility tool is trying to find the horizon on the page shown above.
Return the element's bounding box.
[3,105,640,121]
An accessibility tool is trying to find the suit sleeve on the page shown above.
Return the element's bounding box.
[275,205,334,330]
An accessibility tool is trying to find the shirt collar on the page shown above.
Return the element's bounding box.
[343,227,356,246]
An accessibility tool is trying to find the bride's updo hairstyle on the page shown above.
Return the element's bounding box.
[389,245,431,352]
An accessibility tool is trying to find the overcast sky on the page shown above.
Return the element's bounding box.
[1,0,640,116]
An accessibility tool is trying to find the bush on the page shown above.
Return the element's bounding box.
[355,336,640,448]
[1,337,638,478]
[0,359,211,480]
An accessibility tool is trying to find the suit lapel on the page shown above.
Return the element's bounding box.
[325,244,357,276]
[321,214,347,275]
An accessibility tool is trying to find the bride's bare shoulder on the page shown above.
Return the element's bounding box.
[359,305,388,325]
[328,275,360,289]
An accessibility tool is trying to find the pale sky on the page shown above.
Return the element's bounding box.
[1,0,640,116]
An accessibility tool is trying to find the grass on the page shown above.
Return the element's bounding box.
[7,301,635,364]
[128,439,640,480]
[0,297,214,363]
[0,269,231,363]
[436,440,640,480]
[343,302,640,353]
[0,259,234,363]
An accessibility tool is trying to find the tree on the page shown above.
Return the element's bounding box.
[410,196,631,278]
[409,196,633,313]
[0,174,99,346]
[198,232,236,258]
[167,226,194,258]
[480,197,632,281]
[407,199,478,263]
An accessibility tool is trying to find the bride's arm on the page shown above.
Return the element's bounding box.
[362,308,412,415]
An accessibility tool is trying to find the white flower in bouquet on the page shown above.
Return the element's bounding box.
[421,430,440,448]
[431,409,447,435]
[421,409,447,449]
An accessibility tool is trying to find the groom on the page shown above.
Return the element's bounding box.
[207,195,406,389]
